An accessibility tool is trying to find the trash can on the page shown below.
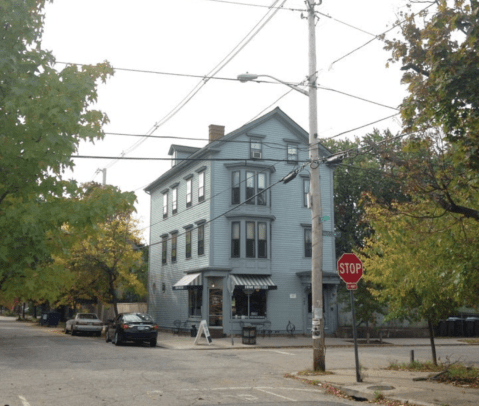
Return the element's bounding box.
[438,320,447,337]
[446,317,458,336]
[242,326,256,345]
[40,311,61,327]
[191,324,197,337]
[466,317,479,337]
[454,318,465,337]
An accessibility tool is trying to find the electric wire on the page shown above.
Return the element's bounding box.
[329,2,436,68]
[102,0,287,173]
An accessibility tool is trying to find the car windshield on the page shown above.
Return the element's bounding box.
[123,313,154,323]
[78,314,98,320]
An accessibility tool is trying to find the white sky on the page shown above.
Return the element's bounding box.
[41,0,422,244]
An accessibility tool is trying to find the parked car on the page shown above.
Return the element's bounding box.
[105,313,158,347]
[65,313,104,336]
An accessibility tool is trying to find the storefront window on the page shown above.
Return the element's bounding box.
[232,289,266,318]
[189,289,202,317]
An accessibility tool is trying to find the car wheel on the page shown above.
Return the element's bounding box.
[150,338,157,347]
[105,329,111,343]
[71,327,76,336]
[114,332,122,346]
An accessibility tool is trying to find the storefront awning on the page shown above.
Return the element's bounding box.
[173,273,203,290]
[229,275,277,290]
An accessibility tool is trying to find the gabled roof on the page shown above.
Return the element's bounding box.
[144,107,332,193]
[168,144,201,156]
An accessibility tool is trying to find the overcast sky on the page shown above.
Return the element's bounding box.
[41,0,424,243]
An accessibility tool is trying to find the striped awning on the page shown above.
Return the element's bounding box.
[173,273,202,290]
[229,274,277,290]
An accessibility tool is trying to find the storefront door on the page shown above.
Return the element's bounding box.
[209,288,223,327]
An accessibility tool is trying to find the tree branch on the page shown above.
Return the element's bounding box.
[401,63,430,77]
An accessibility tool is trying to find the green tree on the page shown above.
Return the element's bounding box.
[361,194,479,364]
[322,131,407,327]
[54,185,146,317]
[385,0,479,173]
[0,1,123,302]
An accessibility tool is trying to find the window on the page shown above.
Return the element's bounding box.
[172,188,178,214]
[162,283,166,292]
[186,179,192,208]
[257,173,266,205]
[162,237,167,264]
[163,193,168,219]
[232,171,240,205]
[303,179,310,208]
[304,228,312,258]
[189,289,203,317]
[185,230,192,259]
[251,139,262,159]
[197,224,204,256]
[258,222,267,258]
[287,144,298,162]
[246,221,255,258]
[231,222,240,258]
[171,234,177,262]
[198,172,205,202]
[232,289,266,318]
[246,171,255,204]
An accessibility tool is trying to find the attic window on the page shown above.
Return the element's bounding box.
[287,144,298,163]
[251,139,262,159]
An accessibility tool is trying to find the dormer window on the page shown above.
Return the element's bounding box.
[251,139,262,159]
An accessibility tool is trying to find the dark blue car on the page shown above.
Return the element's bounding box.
[105,313,158,347]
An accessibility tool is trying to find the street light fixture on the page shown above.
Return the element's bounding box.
[238,2,326,372]
[237,73,309,97]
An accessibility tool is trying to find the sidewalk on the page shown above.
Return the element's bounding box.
[156,331,469,350]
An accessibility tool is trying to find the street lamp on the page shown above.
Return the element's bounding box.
[237,2,325,371]
[237,73,309,97]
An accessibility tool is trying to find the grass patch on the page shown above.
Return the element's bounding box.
[388,360,443,372]
[296,369,333,376]
[460,338,479,344]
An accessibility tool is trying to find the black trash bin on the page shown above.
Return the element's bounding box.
[242,326,256,345]
[40,311,61,327]
[191,325,197,338]
[438,320,447,337]
[454,318,465,337]
[446,317,459,336]
[466,318,479,337]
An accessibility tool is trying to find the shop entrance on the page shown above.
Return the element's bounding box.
[209,288,223,327]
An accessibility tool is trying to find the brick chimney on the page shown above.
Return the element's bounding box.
[209,124,225,142]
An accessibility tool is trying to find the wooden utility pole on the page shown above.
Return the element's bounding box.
[306,0,325,371]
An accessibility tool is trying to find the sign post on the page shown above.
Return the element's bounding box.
[337,253,363,383]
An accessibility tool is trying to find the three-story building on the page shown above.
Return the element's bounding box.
[145,108,340,337]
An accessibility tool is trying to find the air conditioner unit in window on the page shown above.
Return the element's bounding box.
[252,151,262,159]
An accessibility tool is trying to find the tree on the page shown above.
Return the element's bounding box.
[360,194,479,364]
[385,0,479,171]
[322,131,407,327]
[54,185,147,317]
[0,1,125,302]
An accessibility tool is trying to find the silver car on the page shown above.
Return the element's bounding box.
[65,313,103,336]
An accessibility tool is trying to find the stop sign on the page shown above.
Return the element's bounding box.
[337,253,363,285]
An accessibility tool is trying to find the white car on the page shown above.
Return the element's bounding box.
[65,313,103,336]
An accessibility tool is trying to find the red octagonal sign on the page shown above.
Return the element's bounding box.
[337,253,363,290]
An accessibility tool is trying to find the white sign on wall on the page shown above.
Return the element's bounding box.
[290,294,297,299]
[194,320,213,345]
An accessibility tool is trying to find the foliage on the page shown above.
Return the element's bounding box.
[53,185,146,316]
[0,1,120,303]
[361,194,479,325]
[323,131,407,324]
[385,0,479,171]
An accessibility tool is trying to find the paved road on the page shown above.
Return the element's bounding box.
[0,318,354,406]
[2,318,478,405]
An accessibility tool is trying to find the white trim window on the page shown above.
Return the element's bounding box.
[231,222,240,258]
[163,193,168,219]
[303,179,310,208]
[304,228,312,258]
[232,171,240,205]
[186,179,192,208]
[258,222,267,258]
[250,139,262,159]
[245,171,255,205]
[257,173,266,206]
[287,144,298,162]
[198,172,205,202]
[172,188,178,214]
[246,221,255,258]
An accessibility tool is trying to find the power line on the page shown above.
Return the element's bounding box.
[103,0,287,172]
[329,2,436,68]
[316,11,376,37]
[318,86,399,111]
[199,0,305,12]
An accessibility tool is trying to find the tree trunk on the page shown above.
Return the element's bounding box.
[428,319,438,366]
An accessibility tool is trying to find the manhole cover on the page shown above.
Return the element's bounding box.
[367,385,395,391]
